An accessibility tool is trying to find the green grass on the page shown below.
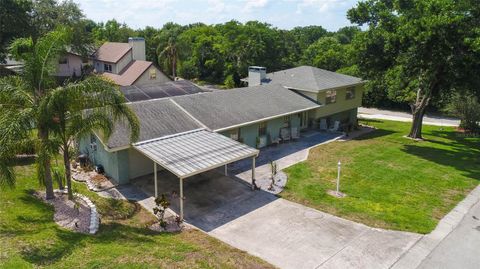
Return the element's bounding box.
[282,119,480,234]
[0,162,274,268]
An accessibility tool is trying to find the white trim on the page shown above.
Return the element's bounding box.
[213,106,320,133]
[283,81,366,93]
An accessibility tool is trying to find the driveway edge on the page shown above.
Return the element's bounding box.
[390,184,480,269]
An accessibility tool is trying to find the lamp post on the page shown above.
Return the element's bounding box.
[336,161,341,195]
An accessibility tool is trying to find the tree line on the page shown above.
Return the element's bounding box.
[2,0,480,137]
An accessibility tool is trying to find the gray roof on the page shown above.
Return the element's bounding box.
[134,129,258,178]
[173,84,320,131]
[120,80,206,102]
[106,99,203,148]
[265,66,363,92]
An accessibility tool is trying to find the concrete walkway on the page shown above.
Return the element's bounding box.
[358,107,460,127]
[391,185,480,269]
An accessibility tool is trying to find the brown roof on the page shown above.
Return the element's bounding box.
[93,42,131,63]
[103,60,153,86]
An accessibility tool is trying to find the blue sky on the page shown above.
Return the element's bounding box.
[75,0,360,31]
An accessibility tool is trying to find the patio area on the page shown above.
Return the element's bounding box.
[229,130,343,180]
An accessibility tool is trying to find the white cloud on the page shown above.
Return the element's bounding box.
[244,0,269,12]
[295,0,352,14]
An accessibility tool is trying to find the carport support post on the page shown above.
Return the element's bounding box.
[224,164,228,176]
[251,157,256,190]
[179,177,184,221]
[154,162,158,198]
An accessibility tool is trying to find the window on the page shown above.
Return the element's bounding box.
[346,87,355,100]
[326,90,337,104]
[104,63,112,73]
[58,57,68,64]
[299,112,308,127]
[149,69,157,79]
[230,129,240,140]
[82,57,89,64]
[283,115,291,127]
[258,122,267,136]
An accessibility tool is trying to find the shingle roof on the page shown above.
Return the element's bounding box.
[172,84,320,131]
[106,99,203,149]
[103,60,153,86]
[93,42,131,63]
[134,129,258,178]
[265,66,363,92]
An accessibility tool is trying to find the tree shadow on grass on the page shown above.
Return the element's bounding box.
[20,222,158,266]
[352,128,395,140]
[402,144,480,180]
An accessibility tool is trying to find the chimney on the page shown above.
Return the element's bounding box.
[128,37,146,61]
[248,66,266,86]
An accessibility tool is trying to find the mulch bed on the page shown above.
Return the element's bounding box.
[34,191,91,234]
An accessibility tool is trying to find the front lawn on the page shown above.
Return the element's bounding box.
[282,120,479,234]
[0,162,273,268]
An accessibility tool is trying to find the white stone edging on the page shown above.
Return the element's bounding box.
[53,189,100,234]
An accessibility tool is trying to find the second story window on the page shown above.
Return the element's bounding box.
[326,90,337,104]
[149,69,156,79]
[346,87,356,100]
[104,63,112,73]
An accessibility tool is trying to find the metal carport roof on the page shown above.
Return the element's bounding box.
[133,129,259,179]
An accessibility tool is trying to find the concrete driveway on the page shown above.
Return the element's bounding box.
[131,170,421,269]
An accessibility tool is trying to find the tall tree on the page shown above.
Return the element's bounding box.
[46,76,139,200]
[348,0,480,139]
[0,0,32,63]
[302,37,348,71]
[0,29,70,199]
[157,23,184,78]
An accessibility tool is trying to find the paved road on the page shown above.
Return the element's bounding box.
[358,107,460,127]
[418,200,480,269]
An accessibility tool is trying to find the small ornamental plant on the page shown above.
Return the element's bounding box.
[153,194,171,229]
[269,161,277,190]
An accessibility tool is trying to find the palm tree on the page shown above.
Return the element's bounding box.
[45,76,139,200]
[157,23,184,78]
[0,29,70,199]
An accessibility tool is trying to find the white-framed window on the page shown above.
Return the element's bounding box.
[345,87,355,100]
[326,90,337,104]
[230,128,240,140]
[104,63,112,73]
[149,69,157,80]
[258,122,267,136]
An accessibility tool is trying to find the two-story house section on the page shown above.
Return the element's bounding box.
[92,37,170,86]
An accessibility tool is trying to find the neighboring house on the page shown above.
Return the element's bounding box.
[0,56,23,76]
[56,49,93,78]
[79,65,365,185]
[93,37,170,86]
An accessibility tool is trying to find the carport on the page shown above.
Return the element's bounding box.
[133,129,259,220]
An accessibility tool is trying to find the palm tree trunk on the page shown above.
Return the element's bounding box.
[63,142,73,200]
[38,127,54,200]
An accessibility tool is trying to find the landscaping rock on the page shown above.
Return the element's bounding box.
[254,171,288,195]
